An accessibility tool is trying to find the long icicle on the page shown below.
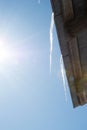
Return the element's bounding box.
[38,0,40,4]
[50,12,54,73]
[60,55,67,102]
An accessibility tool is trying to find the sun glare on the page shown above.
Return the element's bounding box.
[0,38,12,64]
[0,48,11,63]
[0,37,27,68]
[0,38,19,65]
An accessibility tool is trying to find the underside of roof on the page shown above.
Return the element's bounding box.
[50,0,87,107]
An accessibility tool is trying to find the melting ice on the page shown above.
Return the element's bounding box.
[50,12,54,73]
[49,12,67,101]
[38,0,40,4]
[60,55,67,102]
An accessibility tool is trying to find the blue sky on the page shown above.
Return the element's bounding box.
[0,0,87,130]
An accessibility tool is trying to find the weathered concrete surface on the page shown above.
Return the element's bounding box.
[50,0,87,107]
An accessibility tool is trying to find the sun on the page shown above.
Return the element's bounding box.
[0,47,11,63]
[0,37,12,64]
[0,38,17,65]
[0,37,26,67]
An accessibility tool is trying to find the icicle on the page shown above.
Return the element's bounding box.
[50,12,54,73]
[60,55,67,102]
[38,0,40,4]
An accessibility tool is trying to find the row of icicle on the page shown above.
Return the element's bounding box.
[50,12,67,102]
